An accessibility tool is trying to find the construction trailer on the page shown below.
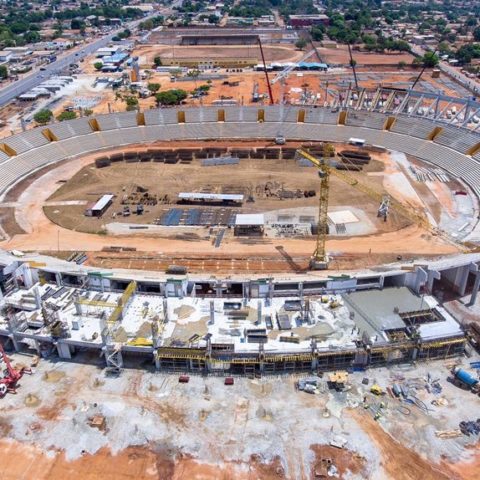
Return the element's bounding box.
[85,194,114,217]
[178,192,244,206]
[234,214,265,236]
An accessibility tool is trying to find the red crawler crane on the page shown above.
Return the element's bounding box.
[0,343,32,397]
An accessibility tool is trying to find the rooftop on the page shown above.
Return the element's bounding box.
[235,214,265,226]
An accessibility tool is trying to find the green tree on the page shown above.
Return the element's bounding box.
[171,89,188,102]
[310,25,324,41]
[474,27,480,42]
[147,82,161,93]
[93,61,103,71]
[398,60,407,69]
[71,19,85,30]
[155,91,177,106]
[0,65,8,79]
[33,109,53,124]
[139,19,154,30]
[295,38,307,50]
[124,95,138,111]
[57,111,77,121]
[155,89,188,106]
[153,56,162,67]
[24,31,41,43]
[422,51,439,68]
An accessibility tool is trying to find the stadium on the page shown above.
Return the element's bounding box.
[0,87,479,374]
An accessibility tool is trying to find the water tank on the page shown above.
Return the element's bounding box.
[453,367,479,387]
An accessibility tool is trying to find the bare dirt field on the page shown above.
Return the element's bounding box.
[314,44,415,66]
[135,44,305,65]
[43,144,393,236]
[0,352,479,479]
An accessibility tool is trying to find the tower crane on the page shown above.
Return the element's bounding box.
[296,146,463,270]
[296,144,334,270]
[257,37,274,105]
[270,49,318,105]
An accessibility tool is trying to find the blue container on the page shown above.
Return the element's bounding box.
[455,368,479,387]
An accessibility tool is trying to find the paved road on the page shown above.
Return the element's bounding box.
[0,13,162,108]
[0,34,119,107]
[411,44,479,98]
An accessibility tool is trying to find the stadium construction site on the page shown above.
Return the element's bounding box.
[0,92,480,371]
[1,90,480,478]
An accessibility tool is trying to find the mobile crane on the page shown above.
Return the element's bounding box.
[0,343,32,397]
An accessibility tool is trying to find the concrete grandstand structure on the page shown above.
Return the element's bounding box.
[0,88,480,203]
[0,87,480,374]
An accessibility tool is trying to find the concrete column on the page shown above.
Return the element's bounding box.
[33,287,41,309]
[0,286,4,307]
[412,348,419,361]
[55,272,62,287]
[426,269,441,294]
[379,276,385,289]
[257,300,262,325]
[56,342,71,359]
[10,334,20,352]
[242,282,247,301]
[468,272,480,307]
[154,352,160,370]
[22,266,34,288]
[268,279,274,305]
[414,267,428,294]
[457,265,470,296]
[209,300,215,324]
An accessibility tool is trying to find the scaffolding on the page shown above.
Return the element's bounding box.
[154,335,466,375]
[102,281,137,372]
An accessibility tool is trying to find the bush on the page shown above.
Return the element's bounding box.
[124,95,138,111]
[57,111,77,121]
[94,61,103,71]
[147,83,161,93]
[33,109,53,124]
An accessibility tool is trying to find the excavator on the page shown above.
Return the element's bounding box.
[296,144,463,270]
[0,343,32,397]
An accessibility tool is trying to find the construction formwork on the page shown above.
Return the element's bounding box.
[154,336,466,375]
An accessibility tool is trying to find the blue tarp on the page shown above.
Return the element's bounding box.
[297,62,329,70]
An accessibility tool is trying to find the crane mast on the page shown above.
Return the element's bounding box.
[296,145,334,270]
